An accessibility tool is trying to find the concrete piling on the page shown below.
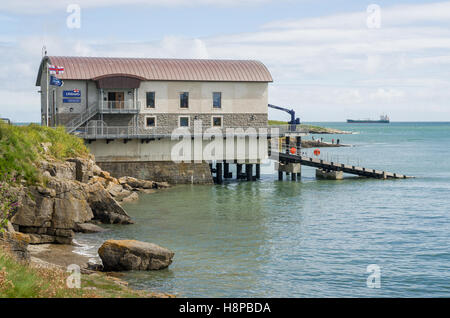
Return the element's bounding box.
[246,164,253,181]
[216,162,223,183]
[236,164,243,180]
[224,162,231,178]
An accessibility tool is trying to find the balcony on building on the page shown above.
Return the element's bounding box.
[95,74,142,114]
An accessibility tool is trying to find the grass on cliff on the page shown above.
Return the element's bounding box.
[0,123,89,184]
[268,120,331,133]
[0,246,169,298]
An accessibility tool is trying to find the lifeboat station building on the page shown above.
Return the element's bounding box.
[36,56,303,183]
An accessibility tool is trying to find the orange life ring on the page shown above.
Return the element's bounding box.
[313,149,320,156]
[290,147,297,154]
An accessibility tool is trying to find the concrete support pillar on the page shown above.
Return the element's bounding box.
[291,172,296,181]
[296,136,301,155]
[236,164,243,180]
[216,162,223,183]
[278,170,283,181]
[246,164,253,181]
[296,172,301,179]
[224,162,230,178]
[285,136,290,154]
[316,169,343,180]
[255,164,261,179]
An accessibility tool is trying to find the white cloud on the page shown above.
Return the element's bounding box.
[0,0,276,14]
[1,1,450,122]
[264,1,450,29]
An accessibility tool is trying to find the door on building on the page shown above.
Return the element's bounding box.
[116,92,124,109]
[107,92,125,109]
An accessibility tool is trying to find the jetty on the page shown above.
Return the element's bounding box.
[272,150,414,180]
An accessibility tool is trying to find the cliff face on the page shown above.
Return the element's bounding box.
[9,154,168,245]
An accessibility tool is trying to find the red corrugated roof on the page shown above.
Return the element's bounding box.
[37,56,273,84]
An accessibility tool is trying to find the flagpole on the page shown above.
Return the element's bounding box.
[46,62,49,127]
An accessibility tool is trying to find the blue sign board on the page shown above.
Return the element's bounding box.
[63,90,81,97]
[63,98,81,103]
[50,75,63,87]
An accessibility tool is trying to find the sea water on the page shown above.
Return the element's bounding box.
[74,122,450,297]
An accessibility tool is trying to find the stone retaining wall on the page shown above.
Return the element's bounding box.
[97,161,214,184]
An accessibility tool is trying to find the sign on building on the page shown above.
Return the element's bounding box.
[63,89,81,97]
[63,98,81,103]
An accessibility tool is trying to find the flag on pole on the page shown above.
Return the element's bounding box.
[48,64,65,75]
[50,75,64,87]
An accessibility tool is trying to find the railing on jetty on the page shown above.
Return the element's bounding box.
[271,150,413,179]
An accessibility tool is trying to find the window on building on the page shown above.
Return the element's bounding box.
[212,116,222,127]
[213,92,221,108]
[180,92,189,108]
[146,92,155,108]
[179,116,190,127]
[146,116,156,127]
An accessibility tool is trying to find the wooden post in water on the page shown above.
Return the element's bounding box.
[256,164,261,179]
[278,170,283,181]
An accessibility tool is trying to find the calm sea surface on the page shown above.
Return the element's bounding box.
[75,122,450,297]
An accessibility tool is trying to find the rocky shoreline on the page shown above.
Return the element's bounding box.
[301,140,351,148]
[0,139,176,277]
[8,154,169,246]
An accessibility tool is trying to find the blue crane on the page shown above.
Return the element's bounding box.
[268,104,300,125]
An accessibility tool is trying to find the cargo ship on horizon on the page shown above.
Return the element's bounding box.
[347,115,390,123]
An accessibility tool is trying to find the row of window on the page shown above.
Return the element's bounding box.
[145,116,223,128]
[146,92,222,108]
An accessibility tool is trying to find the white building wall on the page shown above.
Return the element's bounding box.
[138,81,268,114]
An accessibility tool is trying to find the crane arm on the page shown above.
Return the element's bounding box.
[268,104,300,125]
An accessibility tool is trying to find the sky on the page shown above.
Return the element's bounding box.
[1,0,450,122]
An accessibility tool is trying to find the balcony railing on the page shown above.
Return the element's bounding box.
[99,100,140,114]
[70,124,309,139]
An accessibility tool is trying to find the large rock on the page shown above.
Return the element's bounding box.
[11,178,94,244]
[118,176,154,189]
[87,182,134,224]
[39,160,76,180]
[98,240,174,271]
[11,187,54,227]
[74,223,107,233]
[0,222,30,262]
[106,183,135,202]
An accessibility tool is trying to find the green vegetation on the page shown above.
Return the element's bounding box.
[268,120,347,134]
[0,246,171,298]
[269,120,328,131]
[298,124,333,133]
[268,120,288,125]
[0,123,89,184]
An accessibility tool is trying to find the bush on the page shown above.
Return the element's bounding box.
[0,123,89,184]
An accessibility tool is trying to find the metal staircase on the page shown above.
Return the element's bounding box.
[66,103,98,133]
